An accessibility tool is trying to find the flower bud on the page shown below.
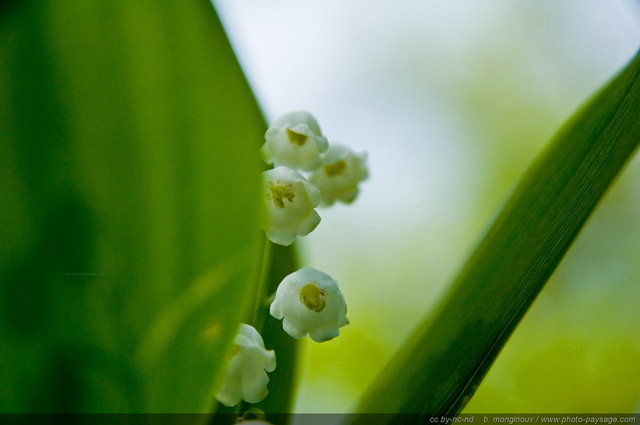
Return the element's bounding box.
[261,111,329,171]
[270,267,348,343]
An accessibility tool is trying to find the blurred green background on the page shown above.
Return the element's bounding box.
[214,0,640,413]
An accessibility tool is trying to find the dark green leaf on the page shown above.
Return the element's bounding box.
[0,0,264,413]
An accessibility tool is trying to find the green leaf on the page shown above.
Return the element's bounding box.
[353,50,640,421]
[0,0,264,413]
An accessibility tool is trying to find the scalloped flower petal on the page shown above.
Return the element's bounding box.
[261,111,329,171]
[270,268,348,343]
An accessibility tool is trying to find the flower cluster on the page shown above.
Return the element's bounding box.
[215,111,366,411]
[261,111,368,246]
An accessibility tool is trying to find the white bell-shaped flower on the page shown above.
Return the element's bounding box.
[215,324,276,407]
[262,166,321,246]
[308,144,368,206]
[261,111,329,171]
[270,267,348,343]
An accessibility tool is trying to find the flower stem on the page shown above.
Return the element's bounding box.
[250,236,272,333]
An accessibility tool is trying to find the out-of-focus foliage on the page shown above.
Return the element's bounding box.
[0,0,264,413]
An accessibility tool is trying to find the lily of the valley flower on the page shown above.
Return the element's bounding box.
[261,111,329,171]
[215,324,276,407]
[309,144,369,206]
[270,267,348,343]
[262,167,321,246]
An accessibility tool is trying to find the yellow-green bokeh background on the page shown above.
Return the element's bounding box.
[215,0,640,413]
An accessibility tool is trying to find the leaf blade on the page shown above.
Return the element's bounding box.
[354,50,640,420]
[0,0,265,413]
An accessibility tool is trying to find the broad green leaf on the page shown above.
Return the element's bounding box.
[353,50,640,421]
[0,0,264,413]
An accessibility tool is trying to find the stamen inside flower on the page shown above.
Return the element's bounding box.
[286,128,308,146]
[270,184,295,208]
[230,344,243,357]
[323,160,347,176]
[299,282,326,312]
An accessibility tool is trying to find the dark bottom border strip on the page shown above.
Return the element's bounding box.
[0,414,637,425]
